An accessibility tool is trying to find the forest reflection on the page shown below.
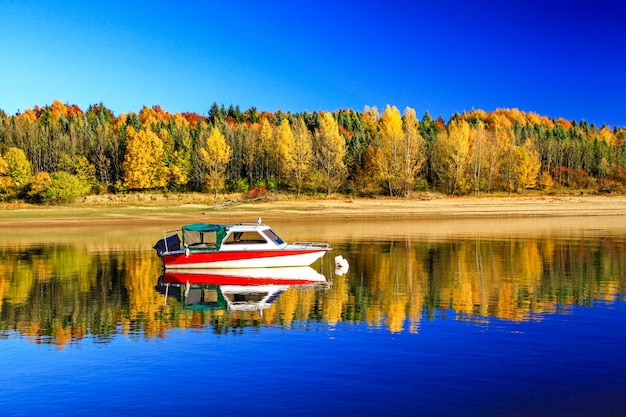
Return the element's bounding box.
[0,233,624,346]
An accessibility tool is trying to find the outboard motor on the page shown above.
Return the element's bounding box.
[154,234,181,255]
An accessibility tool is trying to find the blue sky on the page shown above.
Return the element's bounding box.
[1,0,624,127]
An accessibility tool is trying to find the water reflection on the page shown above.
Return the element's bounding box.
[156,267,329,313]
[0,222,624,345]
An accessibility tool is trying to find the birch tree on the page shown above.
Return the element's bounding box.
[276,119,296,184]
[433,119,470,194]
[400,107,425,197]
[259,118,276,181]
[314,111,347,195]
[513,139,541,193]
[290,117,314,196]
[242,123,260,186]
[199,126,231,198]
[375,106,425,197]
[375,105,404,196]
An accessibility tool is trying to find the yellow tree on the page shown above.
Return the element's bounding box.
[314,111,347,195]
[159,115,191,190]
[513,139,541,193]
[47,100,69,123]
[27,171,52,201]
[242,123,260,185]
[433,119,470,194]
[400,107,425,197]
[275,119,296,183]
[481,126,501,193]
[122,126,167,189]
[498,127,518,193]
[375,105,404,196]
[258,118,277,181]
[469,122,485,195]
[290,118,314,196]
[155,112,192,189]
[199,126,231,198]
[375,105,424,197]
[0,147,33,199]
[0,155,10,198]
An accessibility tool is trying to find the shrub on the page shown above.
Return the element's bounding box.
[27,172,52,202]
[539,172,554,191]
[413,177,430,192]
[232,178,250,193]
[39,171,91,204]
[1,147,32,199]
[246,186,267,199]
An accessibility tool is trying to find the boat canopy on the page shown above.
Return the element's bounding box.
[182,223,228,250]
[181,223,226,233]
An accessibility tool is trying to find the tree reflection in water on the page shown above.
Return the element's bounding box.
[0,226,624,346]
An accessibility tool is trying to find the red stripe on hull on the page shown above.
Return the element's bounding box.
[161,249,327,268]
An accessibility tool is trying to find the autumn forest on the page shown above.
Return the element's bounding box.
[1,100,625,203]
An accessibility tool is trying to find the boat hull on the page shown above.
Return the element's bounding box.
[160,248,329,269]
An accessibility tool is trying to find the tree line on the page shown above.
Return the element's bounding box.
[0,100,625,203]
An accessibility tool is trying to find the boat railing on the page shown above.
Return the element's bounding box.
[291,241,331,249]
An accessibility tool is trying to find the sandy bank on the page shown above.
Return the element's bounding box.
[1,195,625,228]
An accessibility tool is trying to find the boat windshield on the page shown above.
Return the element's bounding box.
[262,229,285,245]
[223,231,267,244]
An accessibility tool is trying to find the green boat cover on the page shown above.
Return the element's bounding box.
[181,223,226,233]
[181,223,228,250]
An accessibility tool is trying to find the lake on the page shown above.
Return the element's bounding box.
[0,216,624,416]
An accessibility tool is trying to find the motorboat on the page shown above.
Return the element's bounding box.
[154,219,331,269]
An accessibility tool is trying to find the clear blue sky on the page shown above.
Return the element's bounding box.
[1,0,624,127]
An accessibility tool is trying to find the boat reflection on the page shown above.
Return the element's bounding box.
[156,267,329,312]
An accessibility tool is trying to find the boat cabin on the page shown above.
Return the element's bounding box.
[155,222,289,255]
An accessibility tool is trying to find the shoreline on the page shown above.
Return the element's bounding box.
[1,194,625,228]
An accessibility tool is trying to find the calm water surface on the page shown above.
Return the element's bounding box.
[0,217,624,417]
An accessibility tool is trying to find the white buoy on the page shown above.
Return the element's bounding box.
[335,255,349,276]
